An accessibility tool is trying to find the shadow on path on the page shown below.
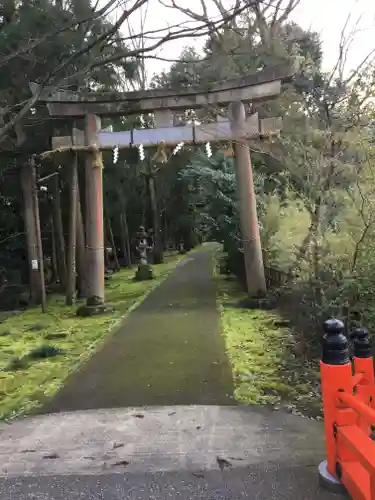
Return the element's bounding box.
[41,249,234,413]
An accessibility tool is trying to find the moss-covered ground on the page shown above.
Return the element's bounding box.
[217,272,322,418]
[0,252,184,420]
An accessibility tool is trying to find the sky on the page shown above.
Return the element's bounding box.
[121,0,375,81]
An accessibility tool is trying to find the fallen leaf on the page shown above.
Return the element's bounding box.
[216,456,232,471]
[43,452,59,459]
[192,472,205,479]
[113,460,129,467]
[112,442,124,449]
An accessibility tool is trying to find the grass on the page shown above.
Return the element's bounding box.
[0,252,184,420]
[216,268,322,418]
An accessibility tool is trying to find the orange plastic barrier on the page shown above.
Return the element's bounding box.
[319,320,375,499]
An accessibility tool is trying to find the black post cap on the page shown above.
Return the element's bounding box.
[352,327,372,359]
[322,319,350,365]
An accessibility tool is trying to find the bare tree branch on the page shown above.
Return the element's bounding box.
[47,0,149,85]
[60,1,258,82]
[273,0,301,25]
[0,0,120,68]
[0,0,295,145]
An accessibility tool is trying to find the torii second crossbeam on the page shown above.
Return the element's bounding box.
[52,114,281,150]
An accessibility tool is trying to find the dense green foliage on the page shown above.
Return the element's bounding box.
[150,10,375,343]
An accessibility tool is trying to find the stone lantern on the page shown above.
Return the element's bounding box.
[134,226,154,281]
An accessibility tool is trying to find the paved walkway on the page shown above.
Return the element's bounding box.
[0,406,334,499]
[41,249,234,413]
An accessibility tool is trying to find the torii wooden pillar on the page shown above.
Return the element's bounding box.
[229,102,266,297]
[82,114,106,312]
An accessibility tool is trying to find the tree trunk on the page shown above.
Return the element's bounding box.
[289,201,322,277]
[162,208,168,250]
[121,212,132,267]
[148,173,164,264]
[20,160,43,305]
[31,162,47,312]
[117,188,132,267]
[141,175,147,227]
[50,213,58,283]
[66,153,78,305]
[106,214,120,271]
[76,186,87,297]
[311,215,323,306]
[53,175,67,288]
[104,244,109,268]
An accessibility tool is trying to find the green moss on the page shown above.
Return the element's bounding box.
[216,264,321,417]
[0,253,184,420]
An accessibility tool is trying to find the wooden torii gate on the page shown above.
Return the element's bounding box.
[33,65,293,313]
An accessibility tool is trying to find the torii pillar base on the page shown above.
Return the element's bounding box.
[76,296,110,317]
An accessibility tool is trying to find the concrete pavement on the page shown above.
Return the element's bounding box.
[0,405,339,499]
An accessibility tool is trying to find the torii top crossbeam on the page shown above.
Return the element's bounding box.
[31,64,294,118]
